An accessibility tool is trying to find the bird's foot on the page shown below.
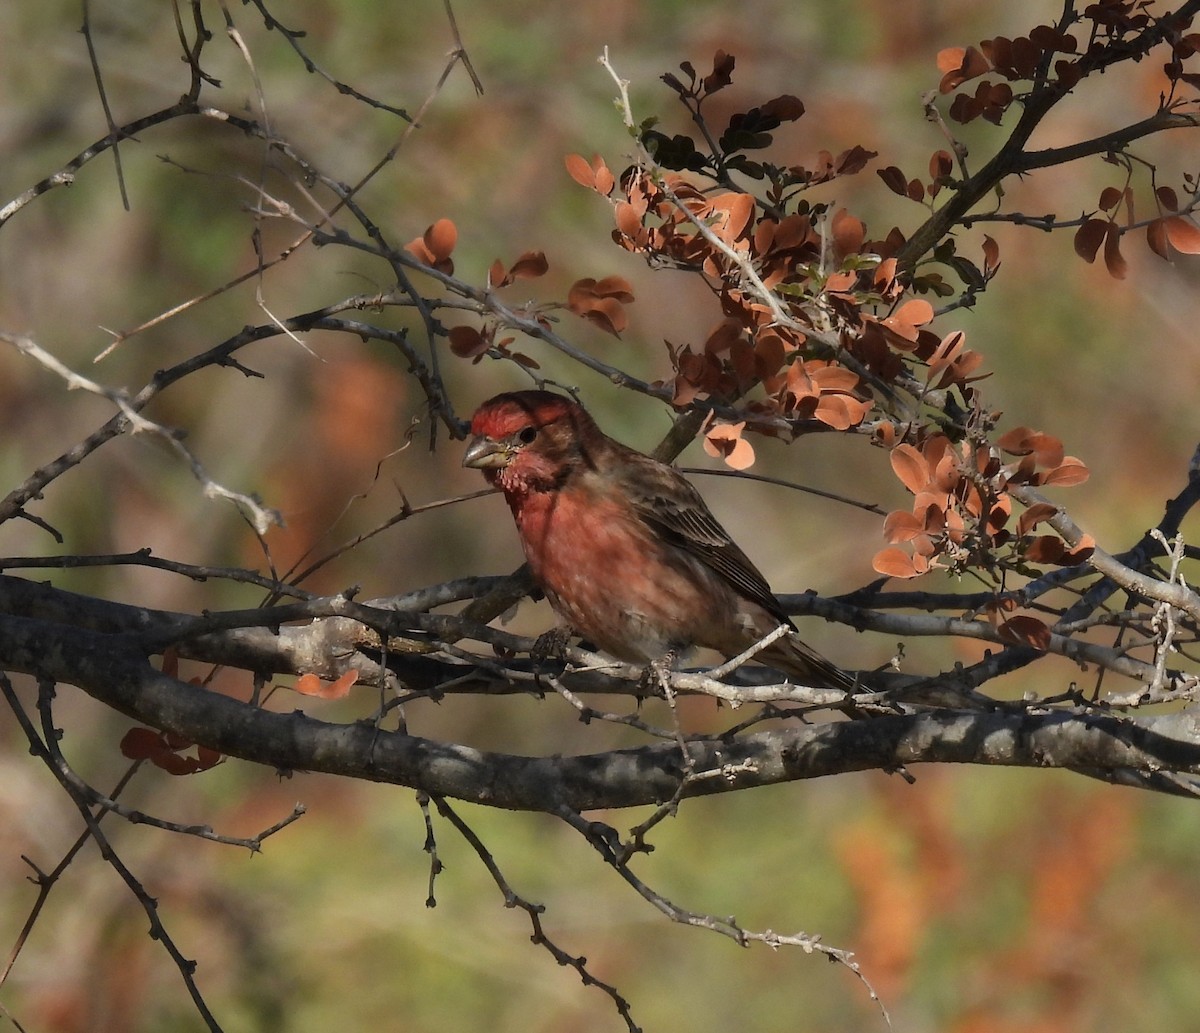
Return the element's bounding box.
[638,650,678,700]
[531,625,573,666]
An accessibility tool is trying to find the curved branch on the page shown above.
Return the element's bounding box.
[896,0,1200,271]
[6,608,1200,810]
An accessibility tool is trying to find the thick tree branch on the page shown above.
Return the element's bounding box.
[4,608,1200,810]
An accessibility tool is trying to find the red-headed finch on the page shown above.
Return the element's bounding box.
[463,390,856,690]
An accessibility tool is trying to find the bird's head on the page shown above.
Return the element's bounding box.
[463,390,598,492]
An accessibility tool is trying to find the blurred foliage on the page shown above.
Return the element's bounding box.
[3,2,1200,1032]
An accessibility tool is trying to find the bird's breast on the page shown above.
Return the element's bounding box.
[511,484,737,662]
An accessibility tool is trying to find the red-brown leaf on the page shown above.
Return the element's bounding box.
[1103,222,1127,280]
[488,258,509,288]
[592,275,636,302]
[578,298,627,335]
[509,250,549,280]
[1156,185,1180,212]
[1061,533,1096,565]
[1041,457,1090,486]
[877,166,909,196]
[153,752,202,776]
[1016,501,1059,536]
[831,208,865,256]
[928,150,954,182]
[1024,535,1066,564]
[982,234,1000,274]
[195,746,223,771]
[448,325,488,358]
[998,615,1052,649]
[1073,219,1107,263]
[1146,218,1171,261]
[120,727,165,760]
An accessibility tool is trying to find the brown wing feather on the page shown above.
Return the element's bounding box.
[615,450,794,627]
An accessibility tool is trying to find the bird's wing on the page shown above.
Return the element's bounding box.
[615,449,793,626]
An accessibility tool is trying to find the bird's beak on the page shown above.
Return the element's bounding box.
[462,435,510,470]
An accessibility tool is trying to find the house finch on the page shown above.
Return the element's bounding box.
[462,390,856,690]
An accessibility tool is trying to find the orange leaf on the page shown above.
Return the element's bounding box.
[616,202,644,239]
[937,45,990,92]
[872,546,924,579]
[564,153,595,189]
[810,364,861,392]
[927,330,965,378]
[890,444,930,495]
[294,671,359,700]
[1041,457,1090,487]
[702,422,755,470]
[936,46,967,73]
[593,161,616,196]
[883,510,926,543]
[1165,216,1200,254]
[711,192,755,242]
[997,427,1062,466]
[424,219,457,261]
[592,275,635,302]
[894,298,934,327]
[830,208,865,256]
[816,394,870,429]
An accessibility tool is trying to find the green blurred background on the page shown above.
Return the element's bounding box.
[3,2,1200,1031]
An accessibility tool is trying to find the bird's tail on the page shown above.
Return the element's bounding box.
[761,632,863,693]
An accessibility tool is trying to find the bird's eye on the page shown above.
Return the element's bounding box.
[517,426,538,445]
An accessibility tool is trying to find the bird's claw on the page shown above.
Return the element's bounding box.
[638,650,678,699]
[531,626,573,666]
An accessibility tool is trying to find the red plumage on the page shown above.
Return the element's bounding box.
[463,390,855,690]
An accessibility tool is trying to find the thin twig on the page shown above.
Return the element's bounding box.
[0,676,225,1032]
[81,0,130,211]
[432,795,642,1033]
